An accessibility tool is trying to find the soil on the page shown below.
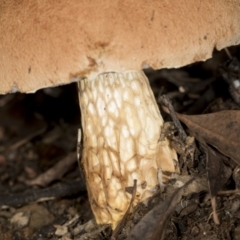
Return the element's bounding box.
[0,45,240,240]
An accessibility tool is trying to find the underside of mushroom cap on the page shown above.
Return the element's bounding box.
[0,0,240,93]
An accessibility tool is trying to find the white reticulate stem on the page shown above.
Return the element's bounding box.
[78,71,178,228]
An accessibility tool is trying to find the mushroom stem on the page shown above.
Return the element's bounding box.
[78,71,178,228]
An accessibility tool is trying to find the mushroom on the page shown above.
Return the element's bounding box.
[1,0,240,228]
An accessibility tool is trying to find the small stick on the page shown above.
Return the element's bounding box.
[8,127,46,150]
[26,152,77,187]
[159,94,187,142]
[217,189,240,195]
[0,180,85,207]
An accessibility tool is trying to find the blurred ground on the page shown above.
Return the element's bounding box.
[0,45,240,240]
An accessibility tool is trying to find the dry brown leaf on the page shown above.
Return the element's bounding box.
[176,110,240,165]
[126,178,195,240]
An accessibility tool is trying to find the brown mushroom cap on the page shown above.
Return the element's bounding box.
[0,0,240,93]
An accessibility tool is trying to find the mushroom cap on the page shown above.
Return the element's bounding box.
[0,0,240,93]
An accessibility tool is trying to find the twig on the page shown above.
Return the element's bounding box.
[217,189,240,195]
[26,152,78,187]
[8,127,47,150]
[159,94,187,142]
[0,180,85,207]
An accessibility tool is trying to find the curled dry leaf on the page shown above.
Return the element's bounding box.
[176,110,240,166]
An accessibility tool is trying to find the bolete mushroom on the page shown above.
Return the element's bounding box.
[1,0,240,228]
